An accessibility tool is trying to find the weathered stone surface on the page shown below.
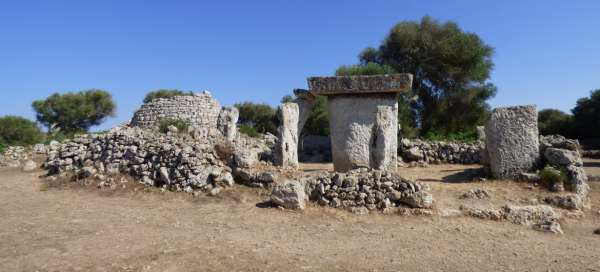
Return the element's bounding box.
[543,194,585,210]
[271,180,307,210]
[399,138,483,164]
[130,92,221,137]
[307,74,413,96]
[544,148,582,167]
[327,94,399,172]
[476,126,486,141]
[217,107,239,141]
[461,204,563,233]
[460,188,491,199]
[310,169,433,212]
[485,105,540,179]
[276,103,300,169]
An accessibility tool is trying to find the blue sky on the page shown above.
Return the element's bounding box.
[1,0,599,131]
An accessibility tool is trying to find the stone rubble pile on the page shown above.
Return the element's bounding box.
[538,135,590,210]
[399,138,483,165]
[460,204,563,234]
[43,126,236,192]
[0,146,29,167]
[302,168,433,213]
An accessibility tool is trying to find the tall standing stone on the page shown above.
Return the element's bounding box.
[485,105,540,179]
[308,74,413,172]
[217,107,239,141]
[276,103,300,169]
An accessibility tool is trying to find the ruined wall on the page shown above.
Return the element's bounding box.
[399,139,483,164]
[327,94,398,172]
[130,93,221,133]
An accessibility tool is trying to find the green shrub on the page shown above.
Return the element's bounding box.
[239,124,261,138]
[45,129,86,143]
[159,119,190,134]
[0,142,5,153]
[0,115,44,146]
[234,102,278,134]
[144,89,193,103]
[539,166,567,187]
[422,130,478,142]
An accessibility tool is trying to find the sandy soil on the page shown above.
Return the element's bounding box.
[1,165,600,272]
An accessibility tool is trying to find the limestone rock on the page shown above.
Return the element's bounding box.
[275,103,300,169]
[217,107,239,141]
[460,188,491,199]
[485,105,540,179]
[270,180,307,210]
[544,148,582,167]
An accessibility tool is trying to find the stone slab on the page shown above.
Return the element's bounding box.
[307,74,413,96]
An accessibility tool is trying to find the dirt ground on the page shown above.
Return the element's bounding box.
[1,164,600,272]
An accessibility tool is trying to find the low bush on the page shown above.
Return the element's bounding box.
[239,124,261,138]
[144,89,193,103]
[0,115,44,146]
[539,165,567,188]
[159,119,190,134]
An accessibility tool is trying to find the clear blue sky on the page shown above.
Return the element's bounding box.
[1,0,599,131]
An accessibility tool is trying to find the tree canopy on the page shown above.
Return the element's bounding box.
[234,102,278,134]
[572,89,600,138]
[336,16,496,138]
[32,89,116,133]
[144,89,193,103]
[0,116,44,146]
[538,109,574,137]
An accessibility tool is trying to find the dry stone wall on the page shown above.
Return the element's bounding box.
[399,139,483,164]
[130,92,222,135]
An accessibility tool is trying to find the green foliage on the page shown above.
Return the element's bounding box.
[302,96,329,136]
[158,118,190,134]
[335,62,396,76]
[0,142,5,153]
[32,89,116,133]
[572,89,600,138]
[336,16,496,137]
[45,130,85,143]
[280,95,295,103]
[422,130,478,142]
[234,102,278,134]
[239,124,261,138]
[538,109,575,137]
[0,116,44,147]
[539,165,567,187]
[143,89,194,103]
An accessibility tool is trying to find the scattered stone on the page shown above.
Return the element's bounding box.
[460,188,491,199]
[399,138,483,164]
[543,194,584,210]
[517,172,540,183]
[270,180,307,210]
[594,228,600,235]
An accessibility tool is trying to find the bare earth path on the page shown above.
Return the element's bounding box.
[1,167,600,272]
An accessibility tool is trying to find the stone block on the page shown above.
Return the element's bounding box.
[485,105,540,179]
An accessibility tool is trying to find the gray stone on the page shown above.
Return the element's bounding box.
[234,149,259,168]
[476,126,486,141]
[307,74,413,96]
[270,180,307,210]
[276,103,300,169]
[217,107,239,141]
[485,105,540,179]
[326,94,399,172]
[544,148,582,167]
[460,188,491,199]
[502,205,560,226]
[33,144,47,154]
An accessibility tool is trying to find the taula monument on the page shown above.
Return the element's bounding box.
[277,74,413,172]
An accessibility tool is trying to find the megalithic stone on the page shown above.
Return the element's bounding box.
[485,105,540,179]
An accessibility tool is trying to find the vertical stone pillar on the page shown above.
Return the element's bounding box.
[308,74,413,172]
[217,107,239,141]
[485,105,540,179]
[277,103,300,169]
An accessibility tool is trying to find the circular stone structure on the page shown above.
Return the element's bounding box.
[307,74,413,172]
[130,92,221,131]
